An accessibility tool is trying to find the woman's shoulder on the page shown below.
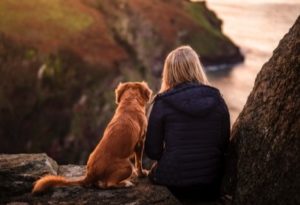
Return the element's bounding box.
[154,82,221,102]
[150,82,227,118]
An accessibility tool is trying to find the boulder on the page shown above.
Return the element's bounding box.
[223,16,300,205]
[0,153,58,199]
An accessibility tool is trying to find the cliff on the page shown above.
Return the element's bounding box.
[222,16,300,204]
[0,0,243,164]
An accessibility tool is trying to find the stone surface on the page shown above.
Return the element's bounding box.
[223,17,300,205]
[0,154,180,205]
[0,153,58,199]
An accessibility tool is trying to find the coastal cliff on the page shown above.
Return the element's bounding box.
[0,0,243,164]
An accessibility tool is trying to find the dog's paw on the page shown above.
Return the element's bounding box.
[96,181,106,189]
[123,180,134,187]
[132,168,138,177]
[138,169,150,178]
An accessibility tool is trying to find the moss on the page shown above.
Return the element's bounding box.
[24,49,37,60]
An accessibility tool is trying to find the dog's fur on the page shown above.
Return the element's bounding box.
[32,82,152,193]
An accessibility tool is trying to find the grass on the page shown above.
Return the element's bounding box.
[185,2,223,38]
[0,0,93,42]
[185,2,231,56]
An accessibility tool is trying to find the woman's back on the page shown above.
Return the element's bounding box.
[145,82,230,187]
[145,45,230,201]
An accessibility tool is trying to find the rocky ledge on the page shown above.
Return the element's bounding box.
[0,153,181,205]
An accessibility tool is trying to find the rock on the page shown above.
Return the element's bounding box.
[0,154,58,199]
[222,17,300,205]
[0,153,58,199]
[0,154,180,205]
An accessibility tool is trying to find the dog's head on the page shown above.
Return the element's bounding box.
[115,81,152,104]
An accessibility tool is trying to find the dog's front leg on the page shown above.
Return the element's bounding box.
[134,139,149,177]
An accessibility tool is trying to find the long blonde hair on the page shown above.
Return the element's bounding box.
[159,45,209,93]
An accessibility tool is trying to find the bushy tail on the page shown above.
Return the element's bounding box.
[32,175,88,194]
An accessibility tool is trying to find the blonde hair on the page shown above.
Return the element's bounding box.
[159,45,209,93]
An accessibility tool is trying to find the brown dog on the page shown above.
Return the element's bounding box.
[32,81,152,193]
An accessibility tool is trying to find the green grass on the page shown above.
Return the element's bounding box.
[0,0,93,41]
[185,2,231,56]
[185,2,223,38]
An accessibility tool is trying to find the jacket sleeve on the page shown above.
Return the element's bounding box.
[222,101,230,152]
[220,99,231,178]
[145,100,164,160]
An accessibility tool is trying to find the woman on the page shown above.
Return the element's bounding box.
[145,45,230,201]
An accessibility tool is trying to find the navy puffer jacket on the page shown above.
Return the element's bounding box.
[145,82,230,187]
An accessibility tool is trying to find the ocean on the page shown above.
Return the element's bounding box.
[204,0,300,124]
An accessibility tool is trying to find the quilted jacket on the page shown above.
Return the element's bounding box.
[145,82,230,187]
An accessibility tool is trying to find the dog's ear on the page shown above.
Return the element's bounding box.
[115,82,127,104]
[139,81,152,103]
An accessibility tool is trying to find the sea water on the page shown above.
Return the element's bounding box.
[204,0,300,124]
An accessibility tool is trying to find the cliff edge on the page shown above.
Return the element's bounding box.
[0,154,181,205]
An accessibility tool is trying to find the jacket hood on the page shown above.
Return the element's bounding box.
[157,83,221,117]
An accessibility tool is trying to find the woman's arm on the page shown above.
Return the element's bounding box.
[223,102,231,151]
[145,100,164,160]
[219,96,231,152]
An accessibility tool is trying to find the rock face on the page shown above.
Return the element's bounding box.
[223,17,300,204]
[0,154,180,205]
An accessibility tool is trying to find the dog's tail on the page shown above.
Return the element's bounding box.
[32,174,89,194]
